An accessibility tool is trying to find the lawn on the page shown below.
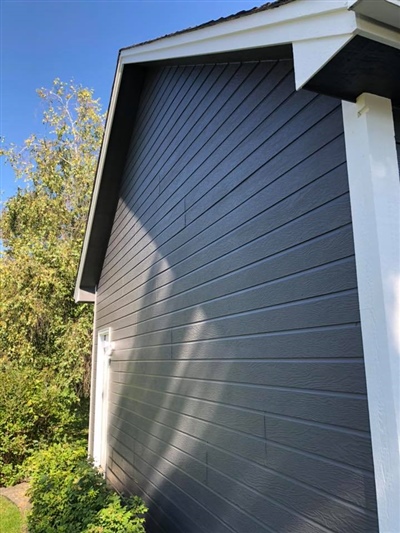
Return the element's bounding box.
[0,496,22,533]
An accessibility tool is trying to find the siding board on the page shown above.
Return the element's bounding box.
[111,370,370,431]
[96,61,378,532]
[97,150,348,306]
[98,118,347,297]
[97,189,352,317]
[394,106,400,173]
[110,257,357,338]
[207,451,378,533]
[100,76,334,284]
[115,358,367,394]
[97,225,356,329]
[102,62,288,278]
[109,414,377,512]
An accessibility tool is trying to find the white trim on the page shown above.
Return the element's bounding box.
[120,6,357,66]
[292,33,353,89]
[75,288,95,303]
[93,327,112,471]
[88,289,98,459]
[356,15,400,50]
[119,2,359,91]
[352,0,400,31]
[342,93,400,533]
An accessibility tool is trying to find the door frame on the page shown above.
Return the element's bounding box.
[93,328,111,472]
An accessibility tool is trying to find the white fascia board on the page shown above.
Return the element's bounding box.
[75,288,95,303]
[120,2,357,66]
[352,0,400,31]
[74,62,124,303]
[356,15,400,49]
[342,94,400,533]
[293,11,400,88]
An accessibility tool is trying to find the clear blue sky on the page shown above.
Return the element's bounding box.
[0,0,259,203]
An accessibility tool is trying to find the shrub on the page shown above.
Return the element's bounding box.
[0,359,88,486]
[85,494,148,533]
[26,442,147,533]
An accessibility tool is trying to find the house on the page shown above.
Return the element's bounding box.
[75,1,400,531]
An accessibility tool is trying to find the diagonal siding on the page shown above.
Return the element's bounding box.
[96,61,378,533]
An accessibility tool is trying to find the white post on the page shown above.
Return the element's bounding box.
[342,93,400,533]
[88,290,98,459]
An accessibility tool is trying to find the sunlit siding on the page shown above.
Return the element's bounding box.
[95,61,378,533]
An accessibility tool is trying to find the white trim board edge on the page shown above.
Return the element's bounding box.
[92,327,112,472]
[342,93,400,533]
[88,289,98,459]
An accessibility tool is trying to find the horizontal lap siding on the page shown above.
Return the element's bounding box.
[96,61,378,533]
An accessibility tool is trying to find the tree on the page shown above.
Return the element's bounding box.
[0,80,104,484]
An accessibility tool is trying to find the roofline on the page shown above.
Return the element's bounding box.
[120,0,297,53]
[75,0,400,302]
[74,60,123,303]
[119,0,358,83]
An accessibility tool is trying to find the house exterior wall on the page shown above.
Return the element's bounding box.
[394,106,400,173]
[95,61,378,533]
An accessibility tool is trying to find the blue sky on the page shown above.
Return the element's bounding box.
[0,0,258,203]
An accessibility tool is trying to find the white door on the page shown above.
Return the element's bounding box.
[93,329,111,471]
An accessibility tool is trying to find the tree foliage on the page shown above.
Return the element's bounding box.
[0,361,87,486]
[0,80,104,484]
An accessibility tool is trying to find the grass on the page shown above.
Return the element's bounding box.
[0,495,23,533]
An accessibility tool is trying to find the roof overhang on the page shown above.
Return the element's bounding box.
[75,0,400,302]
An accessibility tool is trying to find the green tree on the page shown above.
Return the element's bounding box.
[0,80,104,484]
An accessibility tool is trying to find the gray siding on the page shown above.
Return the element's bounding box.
[394,106,400,174]
[96,61,378,533]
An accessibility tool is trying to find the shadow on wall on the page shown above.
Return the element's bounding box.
[97,60,378,533]
[102,209,377,533]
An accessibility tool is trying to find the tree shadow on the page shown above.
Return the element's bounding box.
[95,61,378,533]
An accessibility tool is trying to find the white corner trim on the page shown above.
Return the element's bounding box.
[88,289,98,459]
[342,93,400,533]
[292,33,353,89]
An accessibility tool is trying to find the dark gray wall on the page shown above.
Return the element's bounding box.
[95,61,378,533]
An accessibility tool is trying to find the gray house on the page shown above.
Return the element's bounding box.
[75,1,400,532]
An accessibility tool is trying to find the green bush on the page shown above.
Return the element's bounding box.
[26,442,147,533]
[0,359,88,486]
